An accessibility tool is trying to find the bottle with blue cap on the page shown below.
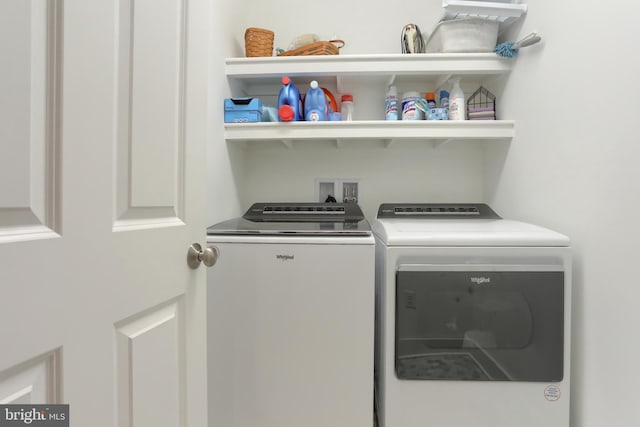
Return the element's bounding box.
[439,89,449,109]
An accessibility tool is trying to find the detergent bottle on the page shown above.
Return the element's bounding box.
[304,80,327,121]
[277,76,303,122]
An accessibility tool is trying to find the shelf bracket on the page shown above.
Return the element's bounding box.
[432,138,452,149]
[387,74,397,87]
[383,139,393,148]
[281,139,293,149]
[435,73,453,91]
[336,75,344,94]
[336,138,345,149]
[228,78,249,98]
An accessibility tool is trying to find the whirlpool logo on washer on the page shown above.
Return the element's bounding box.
[470,276,491,284]
[276,254,295,261]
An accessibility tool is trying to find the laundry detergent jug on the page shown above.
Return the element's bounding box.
[277,76,303,122]
[304,80,328,122]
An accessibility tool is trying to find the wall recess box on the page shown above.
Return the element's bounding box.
[315,179,359,204]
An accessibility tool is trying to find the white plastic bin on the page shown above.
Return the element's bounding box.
[425,18,499,53]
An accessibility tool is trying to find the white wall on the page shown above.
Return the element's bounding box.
[229,1,442,55]
[207,0,246,224]
[241,141,485,217]
[212,0,640,425]
[486,3,640,426]
[227,1,488,219]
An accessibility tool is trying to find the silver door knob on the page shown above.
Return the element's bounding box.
[187,243,219,269]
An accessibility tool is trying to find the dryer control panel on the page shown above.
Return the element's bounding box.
[377,203,501,219]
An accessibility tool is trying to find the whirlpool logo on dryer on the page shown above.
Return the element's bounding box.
[470,276,491,284]
[276,254,295,261]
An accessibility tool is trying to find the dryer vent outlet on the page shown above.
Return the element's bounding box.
[318,181,336,203]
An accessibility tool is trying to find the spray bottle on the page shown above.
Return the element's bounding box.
[385,85,398,120]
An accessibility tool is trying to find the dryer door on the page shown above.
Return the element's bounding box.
[395,266,564,382]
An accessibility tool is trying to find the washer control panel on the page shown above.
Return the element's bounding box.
[243,203,365,222]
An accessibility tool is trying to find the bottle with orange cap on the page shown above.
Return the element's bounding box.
[425,92,437,109]
[277,76,303,122]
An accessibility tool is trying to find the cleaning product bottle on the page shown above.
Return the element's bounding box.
[425,92,437,108]
[385,85,398,120]
[304,80,327,122]
[277,76,303,122]
[341,94,354,121]
[448,78,465,121]
[439,90,449,109]
[401,91,423,120]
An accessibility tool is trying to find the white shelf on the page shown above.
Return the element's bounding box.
[224,53,514,147]
[226,53,513,92]
[224,120,515,148]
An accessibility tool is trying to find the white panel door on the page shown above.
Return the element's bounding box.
[0,0,210,426]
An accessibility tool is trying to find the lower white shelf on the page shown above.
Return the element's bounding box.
[224,120,515,147]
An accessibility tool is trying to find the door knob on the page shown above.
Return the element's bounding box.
[187,243,219,269]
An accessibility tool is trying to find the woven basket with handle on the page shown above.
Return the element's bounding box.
[244,27,274,57]
[277,40,345,56]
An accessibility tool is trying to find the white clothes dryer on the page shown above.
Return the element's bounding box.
[207,203,375,427]
[372,203,571,427]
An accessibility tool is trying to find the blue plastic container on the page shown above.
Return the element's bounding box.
[224,98,263,123]
[304,80,327,122]
[426,107,449,121]
[277,76,303,122]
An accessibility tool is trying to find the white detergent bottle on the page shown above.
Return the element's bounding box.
[448,78,465,121]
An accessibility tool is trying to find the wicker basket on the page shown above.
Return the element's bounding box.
[244,27,274,57]
[277,40,345,57]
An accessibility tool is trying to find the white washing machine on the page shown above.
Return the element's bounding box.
[372,203,571,427]
[207,203,375,427]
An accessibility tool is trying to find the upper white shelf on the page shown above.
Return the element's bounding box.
[226,53,513,90]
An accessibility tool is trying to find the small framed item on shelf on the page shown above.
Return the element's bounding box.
[467,86,496,120]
